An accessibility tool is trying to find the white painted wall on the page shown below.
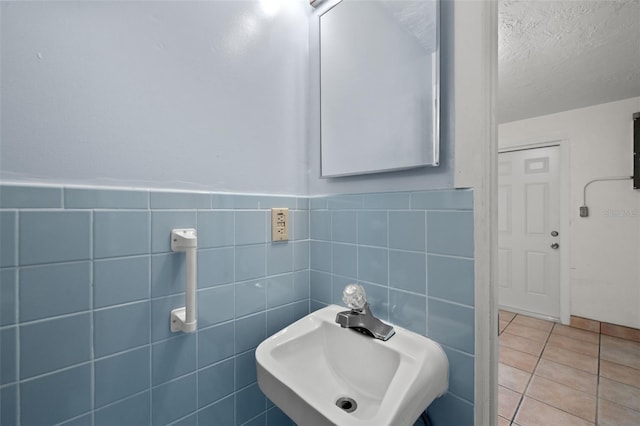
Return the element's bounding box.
[500,97,640,328]
[1,0,476,197]
[0,1,309,194]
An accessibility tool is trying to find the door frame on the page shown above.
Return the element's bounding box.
[498,140,571,325]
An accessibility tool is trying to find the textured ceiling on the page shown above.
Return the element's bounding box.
[379,0,437,52]
[499,0,640,123]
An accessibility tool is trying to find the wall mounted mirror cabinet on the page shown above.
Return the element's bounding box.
[318,0,440,177]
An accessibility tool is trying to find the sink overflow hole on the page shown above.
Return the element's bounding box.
[336,397,357,413]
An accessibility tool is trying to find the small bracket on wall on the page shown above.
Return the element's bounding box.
[171,307,193,333]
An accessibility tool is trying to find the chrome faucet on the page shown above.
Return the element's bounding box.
[335,284,395,341]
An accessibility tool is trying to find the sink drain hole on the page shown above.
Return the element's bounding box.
[336,397,357,413]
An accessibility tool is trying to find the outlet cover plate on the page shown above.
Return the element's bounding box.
[271,208,289,242]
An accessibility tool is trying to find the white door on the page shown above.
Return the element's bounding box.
[498,146,561,319]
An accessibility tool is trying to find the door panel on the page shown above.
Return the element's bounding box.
[525,183,548,235]
[498,146,560,318]
[525,251,548,295]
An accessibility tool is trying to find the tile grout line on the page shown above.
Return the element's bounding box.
[546,323,601,424]
[498,311,517,336]
[89,210,95,426]
[16,211,21,426]
[505,314,555,423]
[148,201,153,426]
[508,316,616,425]
[518,322,598,423]
[506,314,555,424]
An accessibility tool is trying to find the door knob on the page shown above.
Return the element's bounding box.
[551,243,559,249]
[551,231,559,237]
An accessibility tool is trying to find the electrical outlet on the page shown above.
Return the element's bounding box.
[271,208,289,241]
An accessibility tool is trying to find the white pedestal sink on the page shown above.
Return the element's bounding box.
[256,305,449,426]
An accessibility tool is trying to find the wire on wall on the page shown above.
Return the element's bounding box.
[579,176,633,217]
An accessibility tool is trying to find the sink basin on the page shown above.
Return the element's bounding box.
[256,305,449,426]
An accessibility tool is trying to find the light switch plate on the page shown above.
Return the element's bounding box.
[271,208,289,241]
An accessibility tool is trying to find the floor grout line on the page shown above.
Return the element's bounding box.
[508,314,555,425]
[501,310,640,426]
[499,312,636,426]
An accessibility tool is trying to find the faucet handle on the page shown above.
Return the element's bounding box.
[342,284,367,311]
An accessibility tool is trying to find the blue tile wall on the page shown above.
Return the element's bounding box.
[198,322,235,368]
[235,211,267,245]
[94,347,150,408]
[19,211,91,265]
[94,391,151,426]
[65,188,148,209]
[198,247,235,288]
[94,211,150,258]
[197,211,234,248]
[235,384,266,425]
[94,301,151,357]
[389,211,426,251]
[1,384,18,426]
[1,184,473,426]
[198,358,235,408]
[58,413,93,426]
[235,350,258,390]
[266,304,295,336]
[198,285,235,328]
[20,313,91,379]
[0,184,310,426]
[266,243,293,276]
[151,373,198,425]
[0,185,62,209]
[197,394,234,425]
[150,192,210,210]
[0,212,17,268]
[0,269,17,326]
[309,189,475,426]
[151,253,187,298]
[235,245,267,282]
[266,274,294,308]
[235,280,266,317]
[19,262,91,321]
[1,327,17,385]
[292,241,309,272]
[94,256,150,308]
[20,364,92,425]
[152,333,197,385]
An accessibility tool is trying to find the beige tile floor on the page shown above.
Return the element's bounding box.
[498,310,640,425]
